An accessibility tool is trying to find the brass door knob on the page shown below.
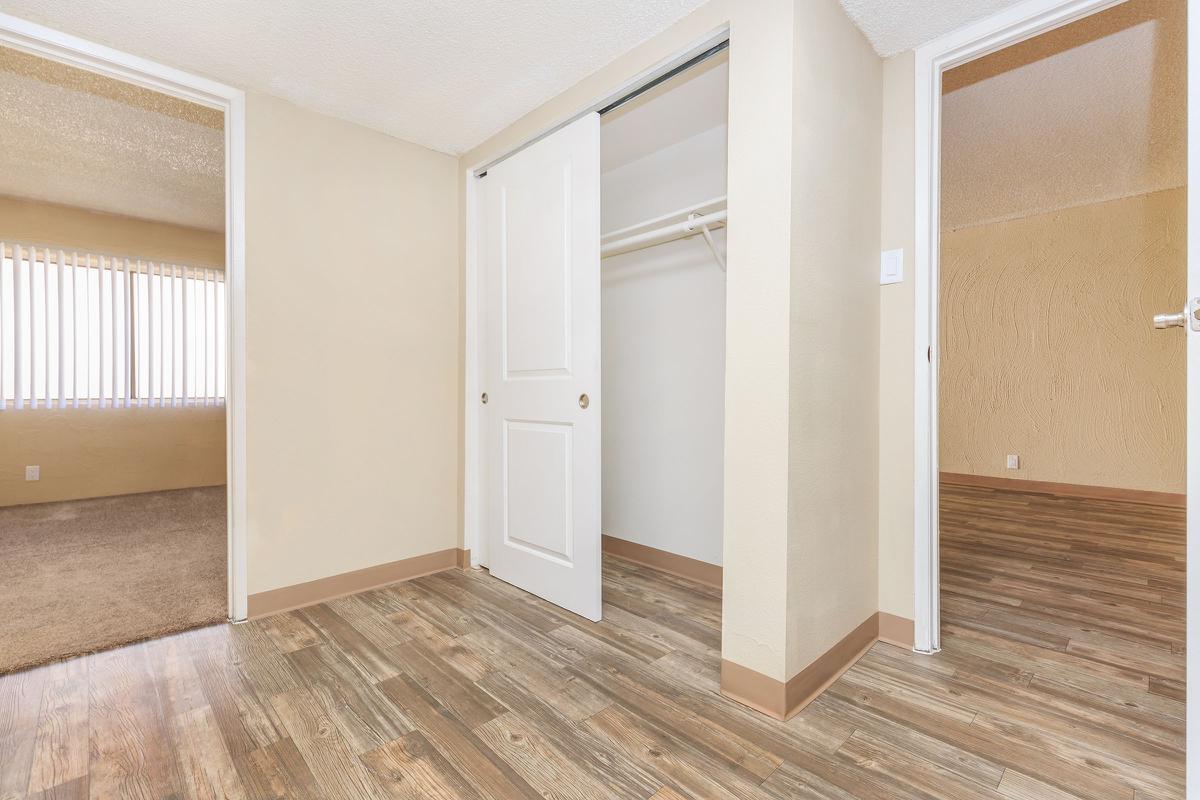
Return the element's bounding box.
[579,394,590,409]
[481,392,488,404]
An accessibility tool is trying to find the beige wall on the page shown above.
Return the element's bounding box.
[0,195,227,507]
[878,52,916,620]
[786,0,882,676]
[940,188,1185,493]
[0,194,224,267]
[244,92,459,596]
[0,407,225,505]
[459,0,884,685]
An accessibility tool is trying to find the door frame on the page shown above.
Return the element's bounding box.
[912,0,1131,657]
[913,0,1196,786]
[463,27,729,569]
[0,12,250,621]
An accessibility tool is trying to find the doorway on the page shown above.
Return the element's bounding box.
[924,0,1186,794]
[0,12,248,657]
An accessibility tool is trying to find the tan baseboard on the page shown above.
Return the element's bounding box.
[877,611,915,649]
[601,535,722,589]
[720,611,914,721]
[248,548,458,619]
[456,548,471,569]
[940,472,1184,508]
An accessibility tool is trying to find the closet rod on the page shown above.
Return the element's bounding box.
[602,195,726,243]
[601,208,727,258]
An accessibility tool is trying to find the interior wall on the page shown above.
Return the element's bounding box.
[601,123,727,567]
[0,194,224,267]
[877,51,917,622]
[940,188,1185,493]
[785,0,882,677]
[245,92,459,596]
[0,195,227,507]
[0,407,225,506]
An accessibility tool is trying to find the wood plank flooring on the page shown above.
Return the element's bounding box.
[0,483,1184,798]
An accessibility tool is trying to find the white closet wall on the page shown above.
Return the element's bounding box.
[601,120,727,567]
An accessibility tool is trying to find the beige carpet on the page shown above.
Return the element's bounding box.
[0,486,226,674]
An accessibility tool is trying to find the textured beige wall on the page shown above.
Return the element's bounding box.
[459,0,884,684]
[878,52,916,621]
[786,0,882,676]
[940,188,1185,493]
[245,93,459,595]
[0,196,227,507]
[0,407,225,506]
[0,194,224,267]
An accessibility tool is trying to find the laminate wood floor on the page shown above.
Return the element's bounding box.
[0,483,1184,799]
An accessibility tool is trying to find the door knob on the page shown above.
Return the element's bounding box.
[1154,298,1200,331]
[1154,310,1187,329]
[579,394,590,409]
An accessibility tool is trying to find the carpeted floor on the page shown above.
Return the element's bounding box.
[0,486,226,674]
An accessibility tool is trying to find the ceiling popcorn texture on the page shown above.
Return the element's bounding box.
[839,0,1027,56]
[0,0,709,155]
[0,44,225,230]
[940,0,1184,231]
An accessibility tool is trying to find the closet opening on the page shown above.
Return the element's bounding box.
[467,39,729,621]
[597,48,729,589]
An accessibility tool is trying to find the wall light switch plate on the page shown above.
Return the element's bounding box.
[880,248,903,285]
[25,465,39,481]
[1006,454,1019,470]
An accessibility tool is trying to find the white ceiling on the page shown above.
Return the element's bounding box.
[840,0,1027,57]
[0,45,225,230]
[941,0,1185,231]
[0,0,1039,157]
[0,0,714,156]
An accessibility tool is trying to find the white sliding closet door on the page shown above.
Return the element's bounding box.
[480,113,602,622]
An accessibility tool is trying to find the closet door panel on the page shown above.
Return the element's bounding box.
[481,112,602,622]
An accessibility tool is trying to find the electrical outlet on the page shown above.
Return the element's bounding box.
[25,465,39,481]
[1006,454,1019,470]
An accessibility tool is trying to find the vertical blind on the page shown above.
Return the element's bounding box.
[1,242,226,409]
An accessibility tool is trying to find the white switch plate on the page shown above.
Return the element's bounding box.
[25,465,39,481]
[1006,454,1019,470]
[880,248,903,285]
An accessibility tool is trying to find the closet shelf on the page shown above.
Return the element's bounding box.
[601,195,727,270]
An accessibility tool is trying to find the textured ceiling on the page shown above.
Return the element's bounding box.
[0,45,225,230]
[0,0,710,155]
[840,0,1028,56]
[941,0,1184,231]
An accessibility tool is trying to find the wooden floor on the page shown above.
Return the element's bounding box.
[0,483,1184,799]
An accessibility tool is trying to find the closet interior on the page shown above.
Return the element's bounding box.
[599,49,729,576]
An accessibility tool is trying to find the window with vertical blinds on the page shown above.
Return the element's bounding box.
[1,242,225,409]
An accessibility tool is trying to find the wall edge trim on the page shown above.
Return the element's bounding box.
[601,534,722,589]
[720,611,915,720]
[247,548,458,619]
[940,472,1185,507]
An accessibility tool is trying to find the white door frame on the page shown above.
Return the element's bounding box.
[913,0,1131,654]
[0,12,249,621]
[463,27,729,569]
